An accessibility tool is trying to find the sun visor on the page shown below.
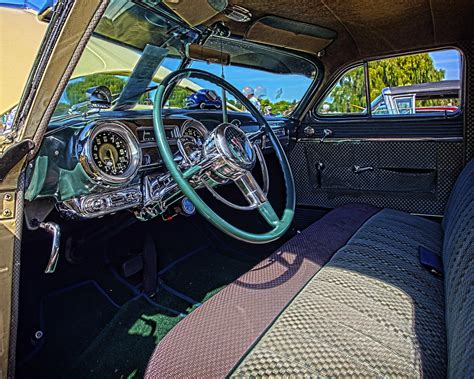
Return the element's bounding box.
[162,0,228,26]
[245,16,336,54]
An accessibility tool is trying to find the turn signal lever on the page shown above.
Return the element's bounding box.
[33,220,61,273]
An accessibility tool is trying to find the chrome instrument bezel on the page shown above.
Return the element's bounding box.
[181,119,209,139]
[78,121,142,187]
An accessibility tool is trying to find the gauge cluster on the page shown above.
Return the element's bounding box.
[64,118,210,219]
[46,115,289,220]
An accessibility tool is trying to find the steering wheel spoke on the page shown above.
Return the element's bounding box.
[233,171,277,227]
[234,171,267,208]
[248,128,266,142]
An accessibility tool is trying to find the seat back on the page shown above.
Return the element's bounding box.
[442,158,474,378]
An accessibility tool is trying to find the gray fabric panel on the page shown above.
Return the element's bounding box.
[289,141,464,216]
[442,158,474,378]
[232,209,446,378]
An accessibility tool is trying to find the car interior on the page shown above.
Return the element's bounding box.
[5,0,473,377]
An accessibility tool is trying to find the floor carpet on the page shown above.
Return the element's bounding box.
[16,282,119,378]
[160,247,257,309]
[17,247,260,377]
[68,296,183,378]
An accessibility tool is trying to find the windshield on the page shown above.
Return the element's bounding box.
[52,0,317,118]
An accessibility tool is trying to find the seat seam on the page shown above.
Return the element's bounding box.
[236,347,322,377]
[302,285,416,339]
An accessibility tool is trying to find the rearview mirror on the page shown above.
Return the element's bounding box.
[186,44,230,66]
[86,86,112,110]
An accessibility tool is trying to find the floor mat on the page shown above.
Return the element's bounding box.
[68,296,183,378]
[161,248,257,308]
[17,281,119,379]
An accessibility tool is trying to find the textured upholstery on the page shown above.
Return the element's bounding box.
[145,204,379,378]
[442,158,474,378]
[232,209,446,377]
[145,161,473,378]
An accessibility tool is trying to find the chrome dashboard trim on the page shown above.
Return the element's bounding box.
[60,185,142,218]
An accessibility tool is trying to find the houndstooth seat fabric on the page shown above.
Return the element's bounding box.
[146,159,473,378]
[232,209,446,377]
[233,159,473,378]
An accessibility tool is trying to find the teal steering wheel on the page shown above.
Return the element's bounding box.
[153,68,295,243]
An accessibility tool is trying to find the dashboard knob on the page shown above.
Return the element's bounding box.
[304,126,315,137]
[92,199,104,210]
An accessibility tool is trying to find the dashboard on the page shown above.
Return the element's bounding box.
[27,110,290,221]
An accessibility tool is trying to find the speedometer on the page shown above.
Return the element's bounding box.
[92,131,130,175]
[180,120,209,160]
[78,122,141,187]
[181,119,208,144]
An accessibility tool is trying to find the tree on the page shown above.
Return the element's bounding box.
[167,87,194,108]
[368,53,445,100]
[328,53,446,112]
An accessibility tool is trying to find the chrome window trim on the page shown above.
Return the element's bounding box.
[296,136,463,143]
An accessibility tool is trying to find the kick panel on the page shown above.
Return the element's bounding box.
[290,140,463,215]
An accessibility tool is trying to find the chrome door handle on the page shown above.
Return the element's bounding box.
[353,165,374,173]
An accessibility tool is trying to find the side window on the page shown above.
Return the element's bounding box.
[316,48,462,118]
[316,66,367,116]
[369,49,462,117]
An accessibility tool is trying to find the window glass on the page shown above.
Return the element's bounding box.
[369,49,461,116]
[189,60,314,117]
[394,96,414,114]
[316,48,462,118]
[316,66,367,116]
[52,57,182,118]
[1,2,56,133]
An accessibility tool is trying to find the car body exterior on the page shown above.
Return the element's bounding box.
[185,89,222,109]
[371,80,460,115]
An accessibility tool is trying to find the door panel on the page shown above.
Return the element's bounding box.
[290,139,463,215]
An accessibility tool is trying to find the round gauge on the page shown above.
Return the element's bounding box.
[79,122,141,186]
[91,131,130,176]
[181,120,208,145]
[180,120,209,160]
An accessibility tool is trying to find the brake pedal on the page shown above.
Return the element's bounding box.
[121,255,144,278]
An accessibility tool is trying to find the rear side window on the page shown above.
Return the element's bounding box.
[317,48,462,118]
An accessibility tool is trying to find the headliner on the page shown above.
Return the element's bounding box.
[208,0,474,73]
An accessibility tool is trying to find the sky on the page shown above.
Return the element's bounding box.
[0,0,54,11]
[191,61,313,103]
[430,49,461,80]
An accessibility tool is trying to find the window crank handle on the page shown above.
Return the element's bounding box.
[320,128,333,142]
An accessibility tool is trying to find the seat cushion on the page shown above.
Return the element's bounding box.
[145,204,380,378]
[232,209,446,377]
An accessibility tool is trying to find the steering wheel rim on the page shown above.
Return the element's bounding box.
[153,68,295,243]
